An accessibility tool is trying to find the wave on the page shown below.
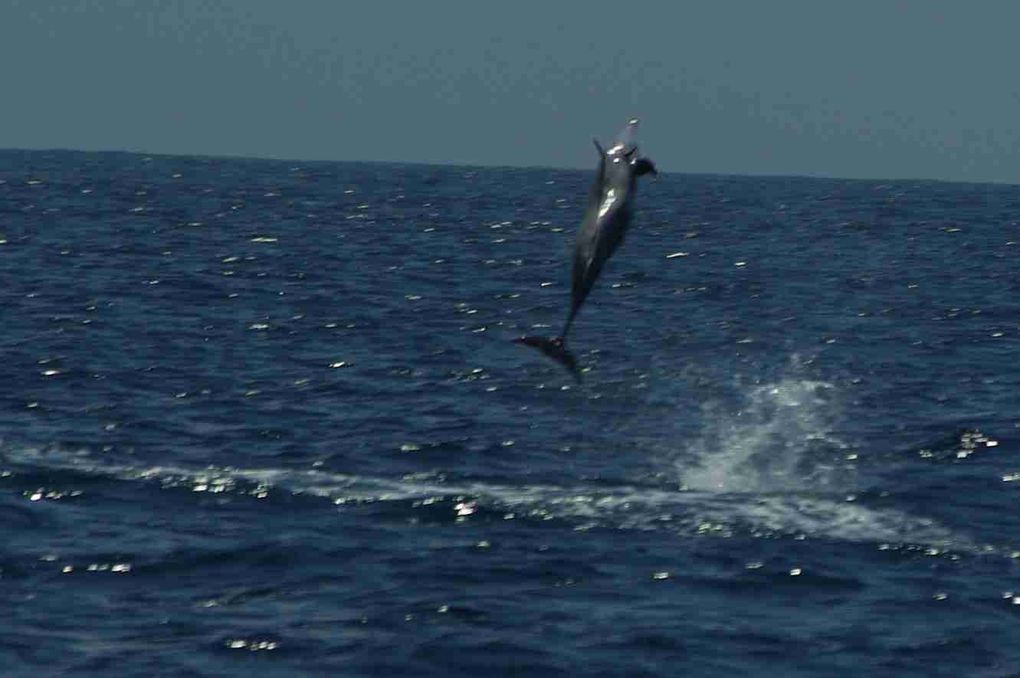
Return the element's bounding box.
[3,355,1004,555]
[0,419,987,558]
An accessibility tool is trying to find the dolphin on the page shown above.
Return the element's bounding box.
[514,119,657,378]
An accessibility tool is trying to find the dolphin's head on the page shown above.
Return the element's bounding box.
[608,119,640,153]
[606,119,657,179]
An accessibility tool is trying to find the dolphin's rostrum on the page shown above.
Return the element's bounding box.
[514,119,658,378]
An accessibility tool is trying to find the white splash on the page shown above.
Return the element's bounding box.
[681,377,849,493]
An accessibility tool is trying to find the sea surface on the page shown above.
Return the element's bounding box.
[2,149,1019,677]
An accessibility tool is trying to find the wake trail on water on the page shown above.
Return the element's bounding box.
[0,365,997,553]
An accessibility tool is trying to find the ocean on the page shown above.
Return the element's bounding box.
[1,149,1019,676]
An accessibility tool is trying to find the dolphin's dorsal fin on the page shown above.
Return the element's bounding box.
[587,139,607,207]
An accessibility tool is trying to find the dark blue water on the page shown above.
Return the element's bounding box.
[2,149,1020,676]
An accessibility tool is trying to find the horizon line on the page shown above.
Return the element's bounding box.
[1,145,1017,189]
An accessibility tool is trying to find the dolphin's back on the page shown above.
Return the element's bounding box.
[569,161,634,318]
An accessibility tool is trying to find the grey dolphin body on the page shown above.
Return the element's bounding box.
[514,119,657,378]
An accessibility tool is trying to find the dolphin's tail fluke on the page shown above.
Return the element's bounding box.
[512,336,580,380]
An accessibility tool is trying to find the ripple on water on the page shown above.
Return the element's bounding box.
[3,152,1020,675]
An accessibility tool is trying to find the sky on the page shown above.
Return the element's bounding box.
[2,0,1020,183]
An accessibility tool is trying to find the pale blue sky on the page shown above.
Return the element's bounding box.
[3,0,1019,182]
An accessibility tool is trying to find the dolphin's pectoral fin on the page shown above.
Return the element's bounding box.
[513,336,581,381]
[592,138,604,156]
[633,157,658,177]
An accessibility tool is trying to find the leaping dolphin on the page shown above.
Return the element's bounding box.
[514,119,658,378]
